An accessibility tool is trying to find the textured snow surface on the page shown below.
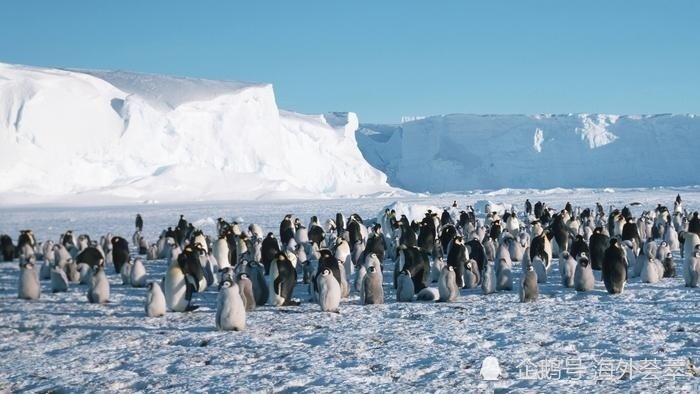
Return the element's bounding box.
[0,63,392,204]
[1,188,699,392]
[358,113,700,192]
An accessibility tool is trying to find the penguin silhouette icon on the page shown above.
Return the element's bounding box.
[480,356,502,381]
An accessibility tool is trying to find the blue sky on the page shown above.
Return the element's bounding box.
[2,1,698,123]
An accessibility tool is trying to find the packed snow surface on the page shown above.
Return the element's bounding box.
[1,188,699,392]
[358,113,700,192]
[0,63,393,204]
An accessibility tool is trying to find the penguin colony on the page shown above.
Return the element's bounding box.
[5,193,700,332]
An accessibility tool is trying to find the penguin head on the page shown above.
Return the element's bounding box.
[368,266,376,273]
[666,252,672,259]
[466,261,472,270]
[526,264,534,272]
[321,268,331,276]
[147,282,154,290]
[221,278,234,288]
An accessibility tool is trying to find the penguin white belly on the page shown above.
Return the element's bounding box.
[164,266,188,312]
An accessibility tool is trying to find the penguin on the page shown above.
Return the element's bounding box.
[481,261,496,295]
[438,266,459,302]
[135,213,144,232]
[361,265,384,305]
[570,235,590,260]
[588,227,609,270]
[279,214,295,249]
[463,259,480,289]
[1,234,14,261]
[574,253,595,292]
[64,260,80,283]
[520,263,539,302]
[684,245,700,287]
[429,256,446,284]
[560,251,576,288]
[18,257,41,300]
[215,279,246,331]
[78,262,92,284]
[145,282,166,317]
[662,252,676,278]
[602,239,627,294]
[260,233,281,275]
[147,244,158,261]
[163,251,191,312]
[245,260,269,307]
[317,268,341,313]
[640,256,664,284]
[121,258,133,285]
[496,257,513,291]
[236,273,256,312]
[51,265,69,293]
[87,264,110,304]
[354,263,367,293]
[138,237,148,255]
[396,270,414,302]
[130,257,147,287]
[213,237,231,270]
[268,251,299,306]
[446,236,468,288]
[110,236,129,274]
[416,287,440,301]
[532,256,547,284]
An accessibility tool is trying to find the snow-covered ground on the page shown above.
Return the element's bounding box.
[1,188,699,392]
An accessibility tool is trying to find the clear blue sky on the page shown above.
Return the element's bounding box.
[2,1,698,123]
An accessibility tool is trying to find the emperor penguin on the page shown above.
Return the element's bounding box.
[267,251,299,306]
[213,236,231,270]
[317,268,341,313]
[215,279,246,331]
[602,238,627,294]
[51,265,69,293]
[87,264,110,304]
[496,257,513,291]
[463,259,480,289]
[662,252,676,278]
[481,261,496,295]
[236,273,256,312]
[121,258,134,285]
[78,263,92,284]
[361,265,384,305]
[130,257,147,287]
[396,270,415,302]
[147,244,158,261]
[532,256,548,284]
[574,253,595,292]
[163,251,190,312]
[520,263,539,302]
[245,260,269,306]
[560,251,577,288]
[438,265,459,302]
[18,257,41,300]
[685,245,700,287]
[145,282,166,317]
[640,256,664,284]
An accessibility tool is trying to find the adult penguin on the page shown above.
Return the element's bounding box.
[570,234,590,260]
[268,251,299,306]
[466,237,487,273]
[308,223,325,248]
[588,227,609,270]
[398,246,430,293]
[110,236,129,274]
[75,246,105,268]
[398,222,417,248]
[260,233,281,275]
[279,214,295,249]
[621,218,641,252]
[688,212,700,237]
[439,224,457,256]
[417,215,436,255]
[446,236,468,288]
[1,234,14,261]
[550,212,569,256]
[602,238,627,294]
[364,224,385,268]
[525,199,532,216]
[165,246,204,312]
[534,201,545,219]
[135,214,143,232]
[440,208,453,226]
